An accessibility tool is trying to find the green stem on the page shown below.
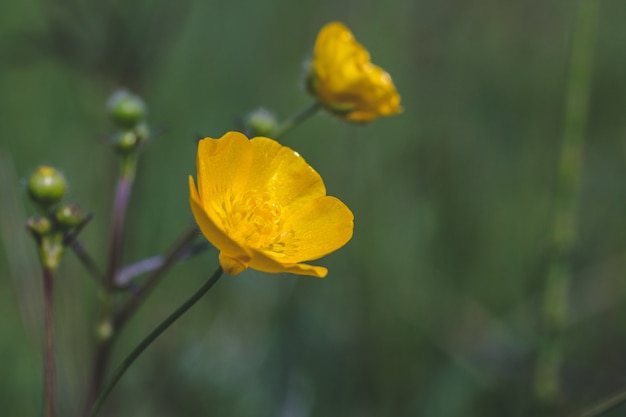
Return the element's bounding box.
[574,388,626,417]
[83,225,200,413]
[273,101,322,138]
[115,241,210,287]
[533,0,599,407]
[64,214,105,284]
[83,155,138,412]
[86,266,224,417]
[113,225,200,324]
[81,153,138,411]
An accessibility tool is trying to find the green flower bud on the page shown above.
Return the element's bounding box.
[55,204,84,229]
[97,319,114,341]
[133,122,150,144]
[112,123,150,154]
[27,165,66,209]
[246,108,278,137]
[107,89,147,128]
[26,216,52,236]
[112,130,138,153]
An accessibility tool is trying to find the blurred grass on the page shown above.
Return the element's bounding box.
[3,0,626,416]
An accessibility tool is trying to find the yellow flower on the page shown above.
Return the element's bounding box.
[189,132,354,278]
[308,21,402,123]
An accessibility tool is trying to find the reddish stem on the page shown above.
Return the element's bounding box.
[43,266,55,417]
[105,175,134,288]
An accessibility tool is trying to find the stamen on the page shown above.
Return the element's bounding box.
[213,191,298,255]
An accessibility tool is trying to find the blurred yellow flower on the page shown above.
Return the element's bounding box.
[308,21,402,123]
[189,132,354,278]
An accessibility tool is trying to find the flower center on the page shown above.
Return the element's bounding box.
[214,191,296,256]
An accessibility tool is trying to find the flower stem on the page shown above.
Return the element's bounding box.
[115,240,210,287]
[105,155,137,289]
[273,101,322,138]
[86,266,224,417]
[43,265,55,417]
[533,0,599,407]
[64,214,105,284]
[83,156,138,412]
[114,225,200,325]
[83,225,200,413]
[69,239,105,284]
[82,334,115,417]
[574,388,626,417]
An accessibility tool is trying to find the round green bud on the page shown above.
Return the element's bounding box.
[55,204,84,229]
[26,216,52,236]
[107,89,147,128]
[246,108,278,137]
[27,165,67,209]
[113,130,138,154]
[97,320,114,341]
[133,122,150,143]
[112,123,151,154]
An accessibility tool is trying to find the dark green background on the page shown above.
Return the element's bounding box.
[2,0,626,416]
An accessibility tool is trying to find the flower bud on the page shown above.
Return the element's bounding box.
[112,122,151,154]
[307,22,402,123]
[112,130,138,153]
[246,108,278,137]
[55,204,84,229]
[97,320,114,341]
[26,216,52,236]
[27,165,66,209]
[107,89,147,128]
[133,122,150,144]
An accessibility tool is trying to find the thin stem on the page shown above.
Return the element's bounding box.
[113,225,200,326]
[83,157,137,411]
[62,212,94,246]
[43,265,55,417]
[533,0,599,407]
[83,225,201,413]
[64,213,105,284]
[69,239,105,284]
[574,388,626,417]
[115,241,210,287]
[273,101,322,138]
[82,335,115,417]
[87,266,224,417]
[105,156,137,289]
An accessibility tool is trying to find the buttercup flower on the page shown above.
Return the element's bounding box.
[308,21,402,123]
[189,131,354,277]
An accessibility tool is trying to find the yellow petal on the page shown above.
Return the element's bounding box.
[310,21,402,123]
[196,132,253,205]
[189,175,251,263]
[315,22,367,77]
[246,137,326,211]
[246,249,329,278]
[280,196,354,262]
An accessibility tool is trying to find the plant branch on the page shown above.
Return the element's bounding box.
[115,240,210,287]
[574,388,626,417]
[533,0,599,407]
[87,266,224,417]
[113,225,200,326]
[104,157,137,289]
[82,225,201,413]
[273,101,322,138]
[43,265,55,417]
